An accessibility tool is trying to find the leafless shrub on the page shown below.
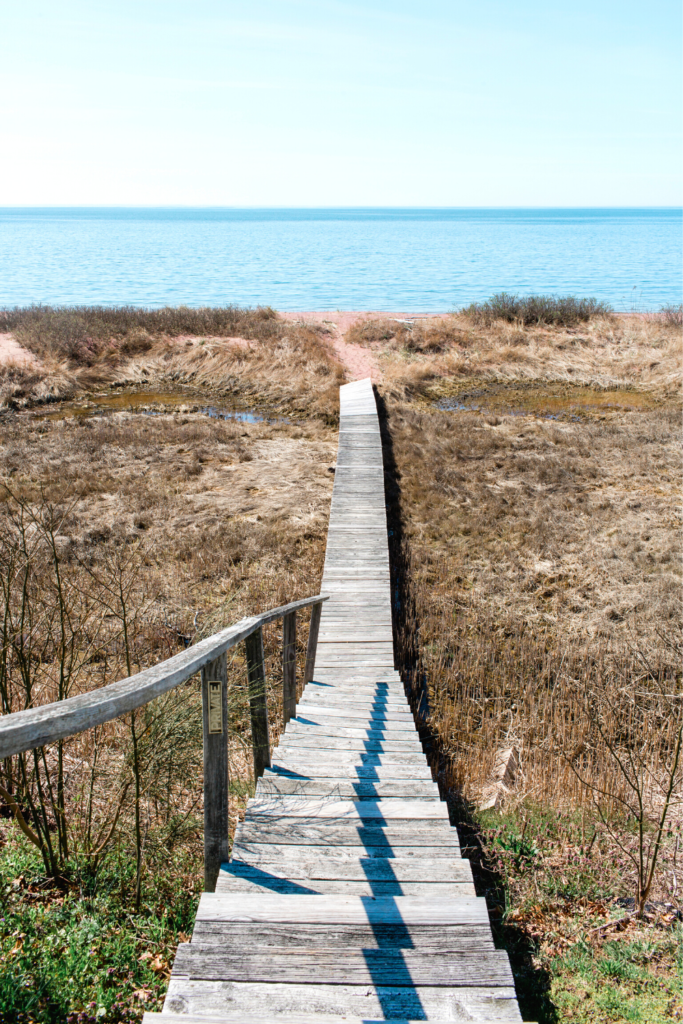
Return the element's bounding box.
[660,303,683,328]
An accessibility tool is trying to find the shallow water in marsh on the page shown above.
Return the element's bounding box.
[32,387,286,424]
[435,383,666,420]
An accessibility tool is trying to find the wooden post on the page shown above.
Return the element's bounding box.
[303,600,323,685]
[282,611,297,724]
[245,627,271,779]
[201,652,229,893]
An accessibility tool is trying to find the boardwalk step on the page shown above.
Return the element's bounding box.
[171,944,514,986]
[266,763,435,781]
[256,779,439,798]
[161,980,522,1020]
[147,1016,532,1024]
[223,853,469,880]
[274,743,426,757]
[231,841,461,863]
[214,878,475,896]
[232,843,461,860]
[244,798,449,820]
[190,921,490,950]
[195,893,487,924]
[280,731,421,745]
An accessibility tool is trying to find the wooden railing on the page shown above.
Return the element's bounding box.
[0,593,328,889]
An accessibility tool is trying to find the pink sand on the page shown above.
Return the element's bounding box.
[280,310,447,382]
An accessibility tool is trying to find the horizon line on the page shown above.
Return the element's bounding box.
[0,204,680,211]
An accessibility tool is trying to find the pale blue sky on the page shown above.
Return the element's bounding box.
[1,0,680,206]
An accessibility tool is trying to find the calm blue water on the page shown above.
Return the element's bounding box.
[0,208,680,311]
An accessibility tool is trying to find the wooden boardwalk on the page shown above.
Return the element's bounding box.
[150,379,522,1023]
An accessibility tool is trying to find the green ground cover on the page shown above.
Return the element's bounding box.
[0,828,201,1023]
[469,805,683,1023]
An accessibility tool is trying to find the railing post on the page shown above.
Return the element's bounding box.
[201,652,229,893]
[245,626,271,779]
[304,601,323,685]
[282,611,297,724]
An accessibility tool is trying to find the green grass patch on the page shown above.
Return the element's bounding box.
[467,803,683,1022]
[0,828,201,1023]
[550,933,682,1022]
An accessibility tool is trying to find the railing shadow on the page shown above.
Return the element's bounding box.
[356,685,427,1020]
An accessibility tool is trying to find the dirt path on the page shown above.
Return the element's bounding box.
[279,311,445,383]
[0,333,37,366]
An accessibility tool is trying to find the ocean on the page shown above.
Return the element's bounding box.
[0,207,680,312]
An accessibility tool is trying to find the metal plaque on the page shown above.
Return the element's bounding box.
[207,680,223,734]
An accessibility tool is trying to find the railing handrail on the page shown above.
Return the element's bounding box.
[0,593,329,760]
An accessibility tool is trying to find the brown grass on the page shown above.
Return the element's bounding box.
[0,306,346,422]
[354,313,683,396]
[0,401,336,862]
[379,318,682,920]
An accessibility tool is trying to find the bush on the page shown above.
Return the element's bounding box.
[0,304,284,366]
[462,293,613,327]
[660,303,683,327]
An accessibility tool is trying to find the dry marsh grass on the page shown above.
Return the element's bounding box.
[0,305,345,422]
[380,361,682,1017]
[0,402,336,871]
[462,293,613,326]
[355,312,682,396]
[384,396,681,751]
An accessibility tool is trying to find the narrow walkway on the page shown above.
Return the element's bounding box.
[150,379,522,1023]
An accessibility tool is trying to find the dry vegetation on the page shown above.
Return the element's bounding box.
[0,305,345,421]
[348,309,682,396]
[374,309,682,1021]
[0,401,337,843]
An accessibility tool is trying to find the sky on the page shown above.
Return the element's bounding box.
[0,0,680,207]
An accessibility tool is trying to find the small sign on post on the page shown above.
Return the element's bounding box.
[207,681,223,734]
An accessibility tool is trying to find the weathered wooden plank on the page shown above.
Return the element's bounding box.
[245,628,271,780]
[266,762,434,780]
[294,704,411,720]
[172,944,513,986]
[297,691,410,707]
[303,600,322,686]
[256,778,438,798]
[215,877,475,896]
[285,720,416,738]
[224,855,469,882]
[232,843,461,861]
[270,752,429,769]
[168,924,493,954]
[162,980,522,1021]
[278,737,422,753]
[245,798,449,821]
[282,611,297,725]
[148,1005,522,1024]
[270,753,433,772]
[295,698,409,714]
[233,822,460,847]
[296,703,413,722]
[201,653,229,892]
[291,712,412,727]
